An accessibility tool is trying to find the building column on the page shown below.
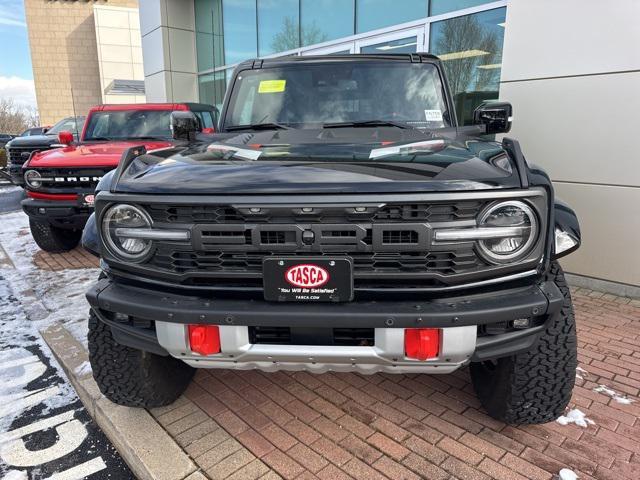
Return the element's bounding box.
[139,0,198,102]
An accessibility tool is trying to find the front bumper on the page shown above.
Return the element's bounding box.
[87,276,563,373]
[22,198,91,230]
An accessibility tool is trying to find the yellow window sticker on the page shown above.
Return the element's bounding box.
[258,80,286,93]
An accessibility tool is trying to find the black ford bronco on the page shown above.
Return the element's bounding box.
[83,54,581,425]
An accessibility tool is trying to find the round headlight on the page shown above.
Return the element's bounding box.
[477,201,538,263]
[24,170,42,189]
[102,204,152,261]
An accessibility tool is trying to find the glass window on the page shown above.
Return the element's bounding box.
[195,0,224,71]
[356,0,427,33]
[199,71,228,111]
[430,7,506,125]
[300,0,354,47]
[360,36,418,54]
[430,0,494,16]
[223,0,258,65]
[225,62,450,128]
[258,0,300,57]
[47,117,86,135]
[84,111,174,140]
[195,111,216,129]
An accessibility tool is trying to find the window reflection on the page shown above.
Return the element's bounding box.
[258,0,300,56]
[356,0,427,33]
[360,36,418,54]
[429,7,506,125]
[430,0,494,16]
[301,0,354,47]
[195,0,223,71]
[223,0,258,65]
[198,71,228,111]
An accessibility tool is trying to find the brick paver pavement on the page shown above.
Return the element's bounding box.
[149,289,640,480]
[34,246,99,270]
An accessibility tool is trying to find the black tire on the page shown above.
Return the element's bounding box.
[470,261,577,424]
[88,310,195,408]
[29,218,81,253]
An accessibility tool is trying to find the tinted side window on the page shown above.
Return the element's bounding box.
[195,111,215,129]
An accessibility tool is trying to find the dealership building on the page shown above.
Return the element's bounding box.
[24,0,145,125]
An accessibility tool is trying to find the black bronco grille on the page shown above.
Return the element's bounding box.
[134,200,494,289]
[150,248,481,277]
[7,145,50,168]
[146,200,484,224]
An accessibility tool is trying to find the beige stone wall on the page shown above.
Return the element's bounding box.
[24,0,138,125]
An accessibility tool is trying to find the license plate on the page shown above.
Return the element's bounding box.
[80,193,95,207]
[263,257,353,302]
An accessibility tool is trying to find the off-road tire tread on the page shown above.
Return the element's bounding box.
[470,261,577,424]
[29,218,81,253]
[88,310,194,408]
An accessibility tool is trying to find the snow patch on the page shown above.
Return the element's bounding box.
[558,468,578,480]
[0,211,99,349]
[2,470,28,480]
[556,409,594,428]
[593,385,635,405]
[0,212,97,432]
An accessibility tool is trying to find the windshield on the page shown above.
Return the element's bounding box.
[83,110,173,141]
[225,62,451,130]
[47,117,85,135]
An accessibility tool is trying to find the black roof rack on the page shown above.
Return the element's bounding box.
[241,53,441,69]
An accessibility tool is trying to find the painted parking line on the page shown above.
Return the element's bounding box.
[0,275,133,479]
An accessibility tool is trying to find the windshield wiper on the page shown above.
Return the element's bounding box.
[225,122,292,131]
[322,120,415,130]
[85,137,112,141]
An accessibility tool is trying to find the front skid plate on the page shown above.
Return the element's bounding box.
[155,323,477,374]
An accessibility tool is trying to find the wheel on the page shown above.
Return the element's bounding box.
[29,218,81,253]
[88,310,195,408]
[469,261,577,424]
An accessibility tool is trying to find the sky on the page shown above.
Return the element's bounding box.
[0,0,36,108]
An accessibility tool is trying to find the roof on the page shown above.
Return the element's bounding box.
[239,53,441,69]
[104,79,145,96]
[87,103,215,112]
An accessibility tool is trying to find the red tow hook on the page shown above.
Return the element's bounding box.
[404,328,440,360]
[188,325,221,356]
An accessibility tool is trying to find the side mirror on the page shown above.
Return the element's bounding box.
[473,102,513,134]
[202,127,215,134]
[57,130,74,145]
[170,111,201,141]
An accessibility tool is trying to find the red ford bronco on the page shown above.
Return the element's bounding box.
[21,103,218,252]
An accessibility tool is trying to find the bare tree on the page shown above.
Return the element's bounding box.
[270,17,328,53]
[433,15,500,97]
[0,99,39,134]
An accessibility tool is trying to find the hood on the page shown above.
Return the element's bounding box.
[6,134,59,149]
[112,128,521,194]
[28,140,173,168]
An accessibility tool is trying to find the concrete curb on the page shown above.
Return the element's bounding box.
[41,323,200,480]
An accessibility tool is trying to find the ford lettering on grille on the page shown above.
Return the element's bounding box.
[285,264,330,288]
[192,223,431,253]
